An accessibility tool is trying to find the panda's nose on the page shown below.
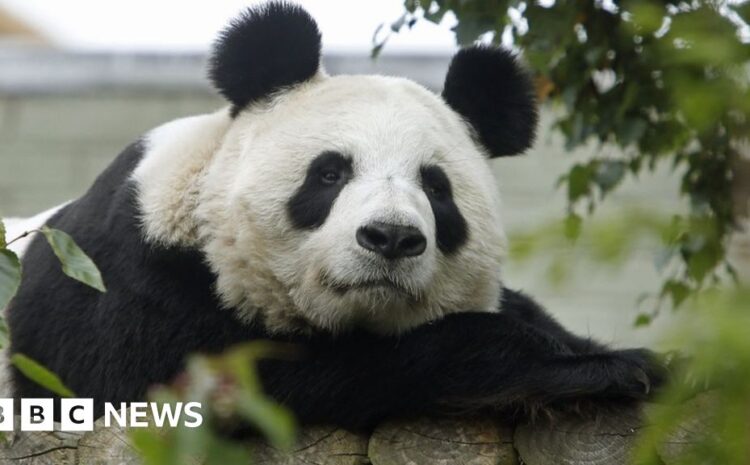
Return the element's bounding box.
[356,222,427,259]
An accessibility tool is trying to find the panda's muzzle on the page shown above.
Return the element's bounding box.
[319,272,421,301]
[328,279,419,302]
[356,222,427,260]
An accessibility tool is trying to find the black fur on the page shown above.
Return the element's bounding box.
[420,165,468,254]
[287,151,353,229]
[7,142,245,413]
[7,141,665,429]
[208,1,321,116]
[442,46,538,157]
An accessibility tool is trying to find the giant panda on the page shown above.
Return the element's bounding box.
[6,2,664,430]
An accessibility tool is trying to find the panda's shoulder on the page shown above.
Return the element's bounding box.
[47,139,146,231]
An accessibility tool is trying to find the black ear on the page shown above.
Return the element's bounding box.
[209,2,322,116]
[442,46,538,157]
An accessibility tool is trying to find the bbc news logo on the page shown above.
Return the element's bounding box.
[0,399,203,431]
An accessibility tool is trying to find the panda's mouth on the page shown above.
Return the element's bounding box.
[320,275,418,300]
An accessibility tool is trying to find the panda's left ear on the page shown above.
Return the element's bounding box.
[209,2,322,116]
[442,46,538,157]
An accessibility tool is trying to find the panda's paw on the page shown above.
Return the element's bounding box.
[607,348,670,399]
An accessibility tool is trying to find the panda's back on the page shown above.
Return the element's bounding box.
[6,140,254,412]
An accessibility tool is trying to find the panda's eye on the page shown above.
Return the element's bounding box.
[319,169,341,185]
[420,165,452,201]
[427,184,447,198]
[288,151,353,230]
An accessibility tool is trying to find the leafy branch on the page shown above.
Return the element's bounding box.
[0,218,101,403]
[0,221,106,310]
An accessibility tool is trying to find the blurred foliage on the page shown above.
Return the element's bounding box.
[506,192,750,463]
[633,288,750,465]
[10,353,75,398]
[508,208,737,323]
[388,0,749,311]
[132,343,296,465]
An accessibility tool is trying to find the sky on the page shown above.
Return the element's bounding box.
[1,0,459,53]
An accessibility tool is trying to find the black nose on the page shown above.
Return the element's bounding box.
[356,222,427,259]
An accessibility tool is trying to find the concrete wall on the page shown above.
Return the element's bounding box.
[0,90,221,214]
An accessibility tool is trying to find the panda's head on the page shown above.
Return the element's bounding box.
[137,2,537,335]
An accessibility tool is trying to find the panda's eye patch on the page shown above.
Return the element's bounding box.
[287,151,353,229]
[420,165,468,254]
[315,153,350,186]
[420,165,453,200]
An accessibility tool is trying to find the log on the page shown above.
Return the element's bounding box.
[514,393,714,465]
[514,407,643,465]
[368,416,516,465]
[250,426,368,465]
[0,395,712,465]
[0,417,83,465]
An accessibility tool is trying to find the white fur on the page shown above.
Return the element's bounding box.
[3,204,68,257]
[135,74,506,335]
[133,109,233,246]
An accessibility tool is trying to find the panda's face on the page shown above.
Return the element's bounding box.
[139,2,536,335]
[198,75,506,334]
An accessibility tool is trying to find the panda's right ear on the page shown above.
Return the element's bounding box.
[442,46,538,157]
[209,2,322,117]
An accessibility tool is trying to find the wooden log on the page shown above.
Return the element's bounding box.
[0,418,83,465]
[514,393,713,465]
[514,407,643,465]
[249,426,368,465]
[654,393,715,465]
[0,397,712,465]
[77,419,143,465]
[368,416,517,465]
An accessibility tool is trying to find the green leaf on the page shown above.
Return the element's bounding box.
[205,437,253,465]
[732,2,750,22]
[686,242,723,284]
[564,213,582,241]
[220,344,297,450]
[235,393,296,450]
[130,429,175,465]
[627,1,667,35]
[11,354,75,398]
[404,0,420,14]
[0,249,21,310]
[0,219,6,248]
[634,313,653,327]
[617,118,648,147]
[452,17,495,45]
[40,227,106,292]
[567,164,594,203]
[661,279,691,309]
[371,41,386,59]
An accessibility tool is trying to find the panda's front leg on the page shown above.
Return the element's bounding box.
[258,312,665,430]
